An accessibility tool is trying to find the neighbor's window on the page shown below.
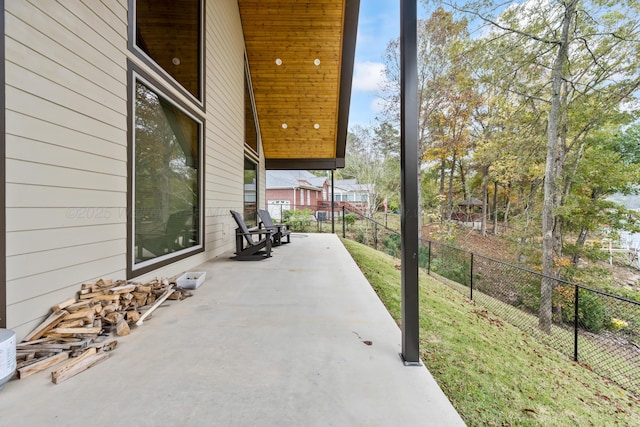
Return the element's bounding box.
[244,158,257,227]
[132,77,202,271]
[133,0,202,100]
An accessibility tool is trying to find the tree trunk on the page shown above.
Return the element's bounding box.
[540,0,576,334]
[481,166,489,237]
[439,158,446,221]
[459,161,468,201]
[552,79,571,260]
[446,155,457,233]
[572,190,597,266]
[572,227,589,266]
[524,180,540,236]
[493,181,499,235]
[503,182,511,231]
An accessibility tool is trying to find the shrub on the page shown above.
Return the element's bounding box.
[430,246,469,286]
[559,288,609,333]
[610,317,629,331]
[383,233,401,257]
[418,245,430,269]
[577,290,609,333]
[344,213,358,228]
[284,208,313,231]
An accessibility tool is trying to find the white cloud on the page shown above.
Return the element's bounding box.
[370,97,389,114]
[352,61,388,92]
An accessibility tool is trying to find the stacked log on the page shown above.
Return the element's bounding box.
[14,277,192,384]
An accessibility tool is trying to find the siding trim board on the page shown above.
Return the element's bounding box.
[1,0,6,328]
[126,60,205,279]
[335,0,360,165]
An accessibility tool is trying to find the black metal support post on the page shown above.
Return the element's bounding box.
[374,222,378,250]
[400,0,420,366]
[574,285,579,362]
[331,170,335,234]
[342,206,346,238]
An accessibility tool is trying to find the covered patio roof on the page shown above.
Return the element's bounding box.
[238,0,359,170]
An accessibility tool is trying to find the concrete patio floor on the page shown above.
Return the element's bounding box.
[0,233,465,427]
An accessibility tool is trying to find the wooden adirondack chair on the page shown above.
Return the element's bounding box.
[230,210,272,260]
[257,209,291,246]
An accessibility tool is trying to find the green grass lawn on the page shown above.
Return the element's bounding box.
[341,238,640,427]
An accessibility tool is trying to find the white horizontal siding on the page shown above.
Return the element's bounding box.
[7,240,125,283]
[6,111,126,160]
[6,208,126,232]
[5,41,123,114]
[5,7,124,96]
[6,184,125,208]
[202,0,247,258]
[7,1,126,84]
[6,87,126,144]
[6,223,125,257]
[6,159,126,192]
[5,135,125,176]
[5,0,129,337]
[4,0,255,338]
[6,255,124,337]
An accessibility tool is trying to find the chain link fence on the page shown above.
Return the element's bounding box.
[426,239,640,395]
[270,205,640,394]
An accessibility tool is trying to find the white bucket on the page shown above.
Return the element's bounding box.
[0,329,16,390]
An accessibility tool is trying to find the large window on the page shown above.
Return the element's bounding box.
[129,70,203,276]
[244,59,259,227]
[245,71,258,154]
[130,0,203,102]
[244,159,257,227]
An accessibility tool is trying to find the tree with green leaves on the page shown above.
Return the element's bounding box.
[447,0,640,332]
[381,7,477,227]
[344,125,386,217]
[559,126,640,267]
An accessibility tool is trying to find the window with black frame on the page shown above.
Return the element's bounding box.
[128,0,204,277]
[132,0,203,101]
[244,59,259,228]
[244,159,258,228]
[132,77,202,270]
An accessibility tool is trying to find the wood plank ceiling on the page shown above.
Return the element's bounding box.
[238,0,359,170]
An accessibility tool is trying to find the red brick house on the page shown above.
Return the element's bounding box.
[265,170,326,220]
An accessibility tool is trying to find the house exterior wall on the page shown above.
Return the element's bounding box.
[311,189,321,206]
[3,0,257,339]
[266,188,322,209]
[266,188,294,206]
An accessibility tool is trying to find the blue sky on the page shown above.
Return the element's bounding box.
[348,0,399,128]
[348,1,428,129]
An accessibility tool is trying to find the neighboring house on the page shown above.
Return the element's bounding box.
[0,0,359,338]
[266,171,374,220]
[330,179,373,214]
[265,170,324,220]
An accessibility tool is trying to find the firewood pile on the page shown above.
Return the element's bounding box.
[14,277,192,384]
